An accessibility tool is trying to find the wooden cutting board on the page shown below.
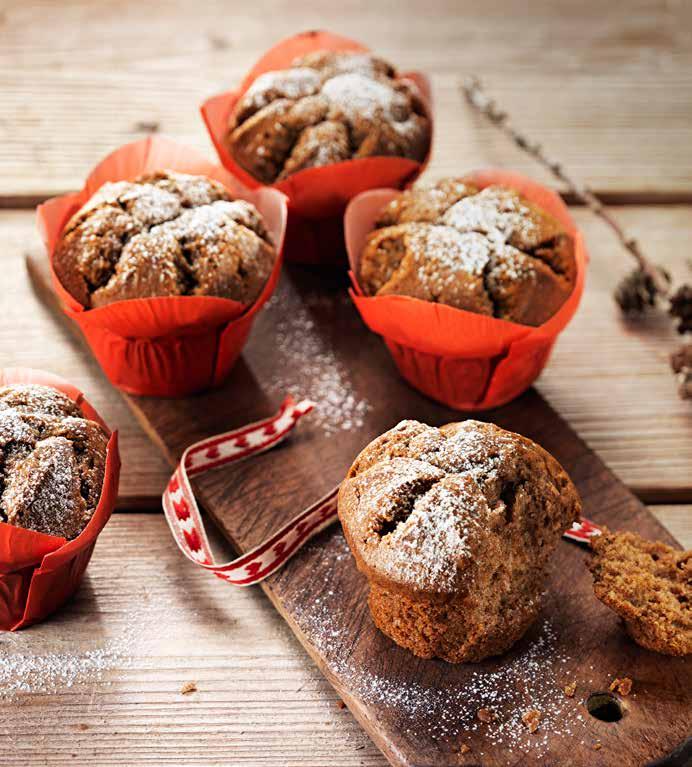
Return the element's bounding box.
[28,254,691,767]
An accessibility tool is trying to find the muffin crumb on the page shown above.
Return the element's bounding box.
[609,677,632,696]
[476,708,495,723]
[180,681,197,696]
[563,680,577,698]
[521,708,541,733]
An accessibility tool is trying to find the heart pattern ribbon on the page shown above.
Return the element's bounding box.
[563,517,602,545]
[162,396,339,586]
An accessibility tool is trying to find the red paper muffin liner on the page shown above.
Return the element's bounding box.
[0,368,120,630]
[345,170,588,410]
[201,30,433,265]
[37,136,288,397]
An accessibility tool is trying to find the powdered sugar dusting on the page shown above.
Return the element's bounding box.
[242,67,322,113]
[409,226,491,283]
[62,171,274,307]
[257,288,370,435]
[2,436,80,536]
[321,72,406,122]
[287,532,593,761]
[350,420,519,591]
[381,482,478,590]
[0,599,160,700]
[442,186,538,249]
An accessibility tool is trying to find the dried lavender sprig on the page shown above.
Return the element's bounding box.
[461,76,671,296]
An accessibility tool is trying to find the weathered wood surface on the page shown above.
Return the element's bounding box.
[0,511,688,767]
[30,255,687,767]
[0,514,384,767]
[17,204,692,502]
[2,1,692,763]
[1,0,692,200]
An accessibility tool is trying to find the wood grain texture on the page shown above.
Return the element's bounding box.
[650,506,692,548]
[31,258,688,766]
[0,511,687,767]
[16,203,692,502]
[0,514,385,767]
[1,0,691,198]
[540,206,692,500]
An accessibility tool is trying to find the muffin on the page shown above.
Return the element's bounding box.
[227,50,431,183]
[0,384,108,539]
[589,529,691,656]
[338,419,580,662]
[53,170,277,308]
[359,179,576,326]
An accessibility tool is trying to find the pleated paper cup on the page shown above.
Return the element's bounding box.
[201,30,432,265]
[37,136,288,397]
[0,368,120,630]
[345,170,588,410]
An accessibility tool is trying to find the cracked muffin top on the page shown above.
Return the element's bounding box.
[54,170,277,308]
[589,529,691,656]
[359,179,576,326]
[0,384,108,539]
[338,419,580,594]
[227,50,430,183]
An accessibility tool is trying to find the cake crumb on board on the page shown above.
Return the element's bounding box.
[521,708,541,733]
[180,681,197,695]
[476,707,495,723]
[609,677,632,696]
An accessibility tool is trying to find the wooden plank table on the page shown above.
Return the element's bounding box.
[0,1,690,765]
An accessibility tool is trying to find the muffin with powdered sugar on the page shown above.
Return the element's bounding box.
[226,49,430,183]
[0,384,108,539]
[53,170,277,309]
[359,178,576,326]
[338,419,580,662]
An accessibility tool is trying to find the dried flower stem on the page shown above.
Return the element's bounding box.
[461,77,670,295]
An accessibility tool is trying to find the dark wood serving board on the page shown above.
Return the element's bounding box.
[28,254,691,767]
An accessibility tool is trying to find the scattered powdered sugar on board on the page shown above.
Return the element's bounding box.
[257,289,370,435]
[286,531,594,762]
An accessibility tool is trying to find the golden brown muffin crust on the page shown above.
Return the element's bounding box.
[589,530,691,656]
[53,171,276,309]
[227,50,430,183]
[338,419,581,662]
[359,180,577,327]
[0,384,108,539]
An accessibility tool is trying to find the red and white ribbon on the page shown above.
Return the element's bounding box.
[563,517,602,545]
[162,396,339,586]
[163,396,602,586]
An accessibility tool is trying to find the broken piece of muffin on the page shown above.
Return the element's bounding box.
[589,529,691,656]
